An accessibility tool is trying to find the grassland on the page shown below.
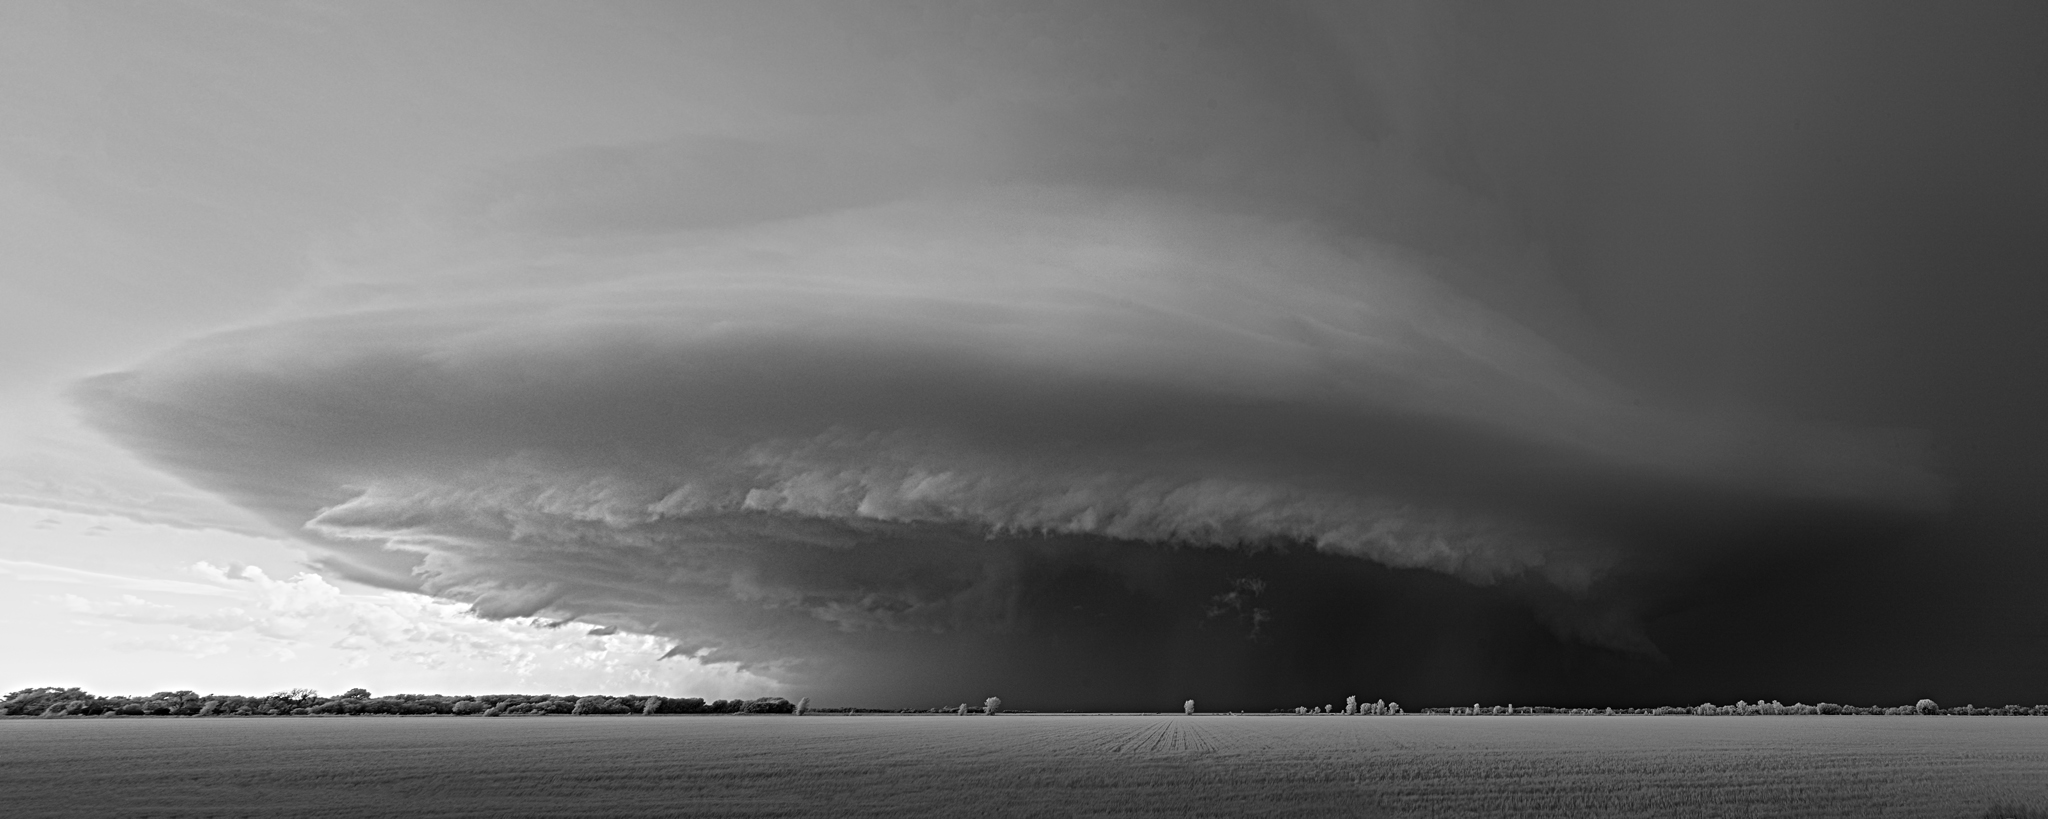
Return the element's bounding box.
[4,714,2045,817]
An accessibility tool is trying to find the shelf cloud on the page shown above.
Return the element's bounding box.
[66,1,1972,706]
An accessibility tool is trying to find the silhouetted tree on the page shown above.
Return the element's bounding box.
[274,688,320,709]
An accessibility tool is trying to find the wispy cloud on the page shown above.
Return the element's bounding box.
[1,558,237,598]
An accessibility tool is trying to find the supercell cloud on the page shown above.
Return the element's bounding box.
[71,2,1957,707]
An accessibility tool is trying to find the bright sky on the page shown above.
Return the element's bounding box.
[0,503,773,697]
[0,1,795,698]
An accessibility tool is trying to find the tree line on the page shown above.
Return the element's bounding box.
[1223,697,2047,716]
[0,687,802,718]
[1386,699,2048,717]
[12,687,2043,718]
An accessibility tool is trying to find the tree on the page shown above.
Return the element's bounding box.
[573,696,628,715]
[274,688,320,707]
[1345,696,1357,715]
[2,688,86,717]
[983,696,1002,716]
[1183,699,1195,715]
[1917,699,1939,715]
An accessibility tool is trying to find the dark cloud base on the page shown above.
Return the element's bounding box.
[645,513,1974,712]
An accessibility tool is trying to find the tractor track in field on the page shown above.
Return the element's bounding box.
[1095,717,1221,756]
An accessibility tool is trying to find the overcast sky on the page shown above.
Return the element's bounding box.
[5,1,2045,710]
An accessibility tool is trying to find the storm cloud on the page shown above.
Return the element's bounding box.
[71,1,2037,709]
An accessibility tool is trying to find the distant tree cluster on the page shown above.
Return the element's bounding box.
[0,687,796,718]
[1407,699,2048,717]
[1281,697,1401,715]
[910,701,1007,715]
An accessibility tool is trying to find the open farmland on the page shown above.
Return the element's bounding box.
[4,714,2046,817]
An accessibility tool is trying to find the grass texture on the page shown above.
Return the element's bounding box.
[3,714,2045,817]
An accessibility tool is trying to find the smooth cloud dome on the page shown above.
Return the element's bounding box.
[75,174,1939,696]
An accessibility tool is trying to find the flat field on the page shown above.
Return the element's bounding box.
[4,714,2045,817]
